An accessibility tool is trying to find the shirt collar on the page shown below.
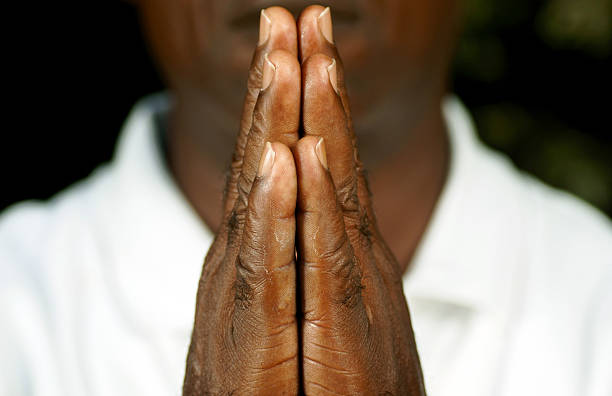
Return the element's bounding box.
[99,93,213,333]
[102,94,517,331]
[404,97,522,313]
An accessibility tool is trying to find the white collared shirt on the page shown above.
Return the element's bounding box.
[1,95,610,396]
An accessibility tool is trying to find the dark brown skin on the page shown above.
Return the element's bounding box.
[132,0,462,394]
[183,8,301,393]
[183,5,427,394]
[294,7,425,393]
[136,0,459,270]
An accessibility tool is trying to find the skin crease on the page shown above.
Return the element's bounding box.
[183,14,303,391]
[131,0,462,394]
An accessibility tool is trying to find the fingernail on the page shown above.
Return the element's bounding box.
[258,142,276,177]
[258,9,272,45]
[317,7,334,44]
[261,53,276,91]
[315,138,328,170]
[327,59,339,95]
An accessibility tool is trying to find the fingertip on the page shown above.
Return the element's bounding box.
[295,136,325,172]
[267,48,301,71]
[248,142,297,227]
[298,4,328,33]
[302,53,336,96]
[268,142,296,178]
[264,49,301,93]
[265,5,296,22]
[298,5,335,61]
[299,4,328,20]
[266,142,297,217]
[295,136,331,211]
[261,6,298,55]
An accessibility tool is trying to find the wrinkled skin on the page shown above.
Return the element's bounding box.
[183,9,301,393]
[184,6,425,395]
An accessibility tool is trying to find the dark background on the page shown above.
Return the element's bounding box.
[2,1,611,216]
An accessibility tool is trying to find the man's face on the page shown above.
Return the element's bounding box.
[138,0,461,131]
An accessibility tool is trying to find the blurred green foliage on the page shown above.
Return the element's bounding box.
[539,0,612,56]
[454,0,612,216]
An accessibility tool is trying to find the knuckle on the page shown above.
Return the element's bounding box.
[335,173,360,214]
[233,270,254,311]
[317,237,366,310]
[239,229,266,266]
[252,106,266,127]
[236,174,254,214]
[319,231,351,264]
[336,257,365,309]
[233,252,264,310]
[247,63,263,92]
[359,167,373,199]
[358,210,374,247]
[226,209,240,233]
[225,210,245,249]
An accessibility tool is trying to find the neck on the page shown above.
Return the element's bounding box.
[166,92,238,232]
[367,98,449,274]
[167,91,450,273]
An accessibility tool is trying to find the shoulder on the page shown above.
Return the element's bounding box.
[517,173,612,298]
[0,165,117,393]
[472,135,612,309]
[0,165,115,289]
[500,171,612,395]
[458,114,612,288]
[468,138,612,394]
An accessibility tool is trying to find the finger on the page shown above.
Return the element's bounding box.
[232,142,298,388]
[230,49,301,230]
[294,136,367,329]
[224,6,298,216]
[298,5,349,111]
[300,7,378,240]
[301,53,361,222]
[298,6,337,67]
[294,136,371,388]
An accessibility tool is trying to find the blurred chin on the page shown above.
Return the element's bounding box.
[169,0,453,133]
